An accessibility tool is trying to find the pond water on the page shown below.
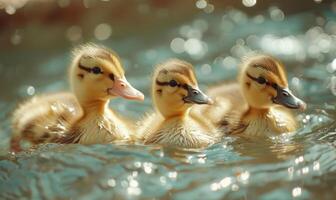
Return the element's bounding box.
[0,1,336,199]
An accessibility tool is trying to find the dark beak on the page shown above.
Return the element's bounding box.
[272,87,306,111]
[183,86,213,105]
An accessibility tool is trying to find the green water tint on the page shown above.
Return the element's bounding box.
[1,6,336,200]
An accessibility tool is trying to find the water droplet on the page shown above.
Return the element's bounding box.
[292,187,302,197]
[129,179,139,187]
[204,4,214,13]
[170,38,185,54]
[193,19,208,32]
[94,23,112,41]
[201,64,212,75]
[5,6,16,15]
[295,156,304,164]
[222,56,237,69]
[239,171,250,182]
[328,58,336,73]
[220,177,232,188]
[134,161,142,168]
[196,0,207,9]
[184,38,203,55]
[231,184,239,191]
[269,7,285,21]
[168,171,178,179]
[127,186,142,196]
[198,157,206,164]
[143,162,153,174]
[253,15,265,24]
[302,167,309,174]
[129,172,137,178]
[160,176,167,184]
[27,86,35,96]
[210,183,220,191]
[242,0,257,7]
[107,178,116,187]
[313,161,320,171]
[179,25,191,37]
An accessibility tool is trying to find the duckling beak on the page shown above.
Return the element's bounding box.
[183,86,213,105]
[107,77,145,101]
[272,87,306,111]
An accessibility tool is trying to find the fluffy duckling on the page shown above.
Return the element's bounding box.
[138,59,219,148]
[192,55,306,136]
[11,44,144,151]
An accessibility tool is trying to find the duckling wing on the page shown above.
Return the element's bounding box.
[136,112,163,143]
[11,92,83,147]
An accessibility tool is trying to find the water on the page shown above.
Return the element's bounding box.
[0,1,336,199]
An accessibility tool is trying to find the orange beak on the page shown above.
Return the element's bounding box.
[107,77,145,101]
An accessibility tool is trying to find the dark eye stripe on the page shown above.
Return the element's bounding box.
[246,72,279,88]
[78,64,103,75]
[156,79,189,91]
[78,64,92,73]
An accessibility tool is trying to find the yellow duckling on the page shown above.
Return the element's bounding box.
[193,54,306,136]
[138,59,219,148]
[11,44,144,151]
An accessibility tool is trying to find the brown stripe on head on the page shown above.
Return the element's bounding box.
[110,53,124,76]
[247,55,288,87]
[154,59,197,85]
[92,46,125,77]
[72,43,124,77]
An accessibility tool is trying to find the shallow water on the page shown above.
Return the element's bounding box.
[1,1,336,199]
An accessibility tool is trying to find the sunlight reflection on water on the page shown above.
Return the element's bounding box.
[0,1,336,199]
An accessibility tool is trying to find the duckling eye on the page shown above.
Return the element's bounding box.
[257,77,267,84]
[92,67,102,74]
[169,80,178,87]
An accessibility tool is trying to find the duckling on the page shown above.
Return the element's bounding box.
[11,44,144,151]
[138,59,219,148]
[192,54,306,136]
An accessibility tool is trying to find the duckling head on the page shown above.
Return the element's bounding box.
[69,44,144,104]
[152,59,213,118]
[239,55,306,110]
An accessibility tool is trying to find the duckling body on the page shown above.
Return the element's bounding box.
[141,112,217,148]
[11,44,144,151]
[56,100,131,144]
[138,59,219,148]
[192,55,305,136]
[239,107,297,136]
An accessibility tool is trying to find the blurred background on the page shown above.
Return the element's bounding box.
[0,0,335,103]
[0,0,336,199]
